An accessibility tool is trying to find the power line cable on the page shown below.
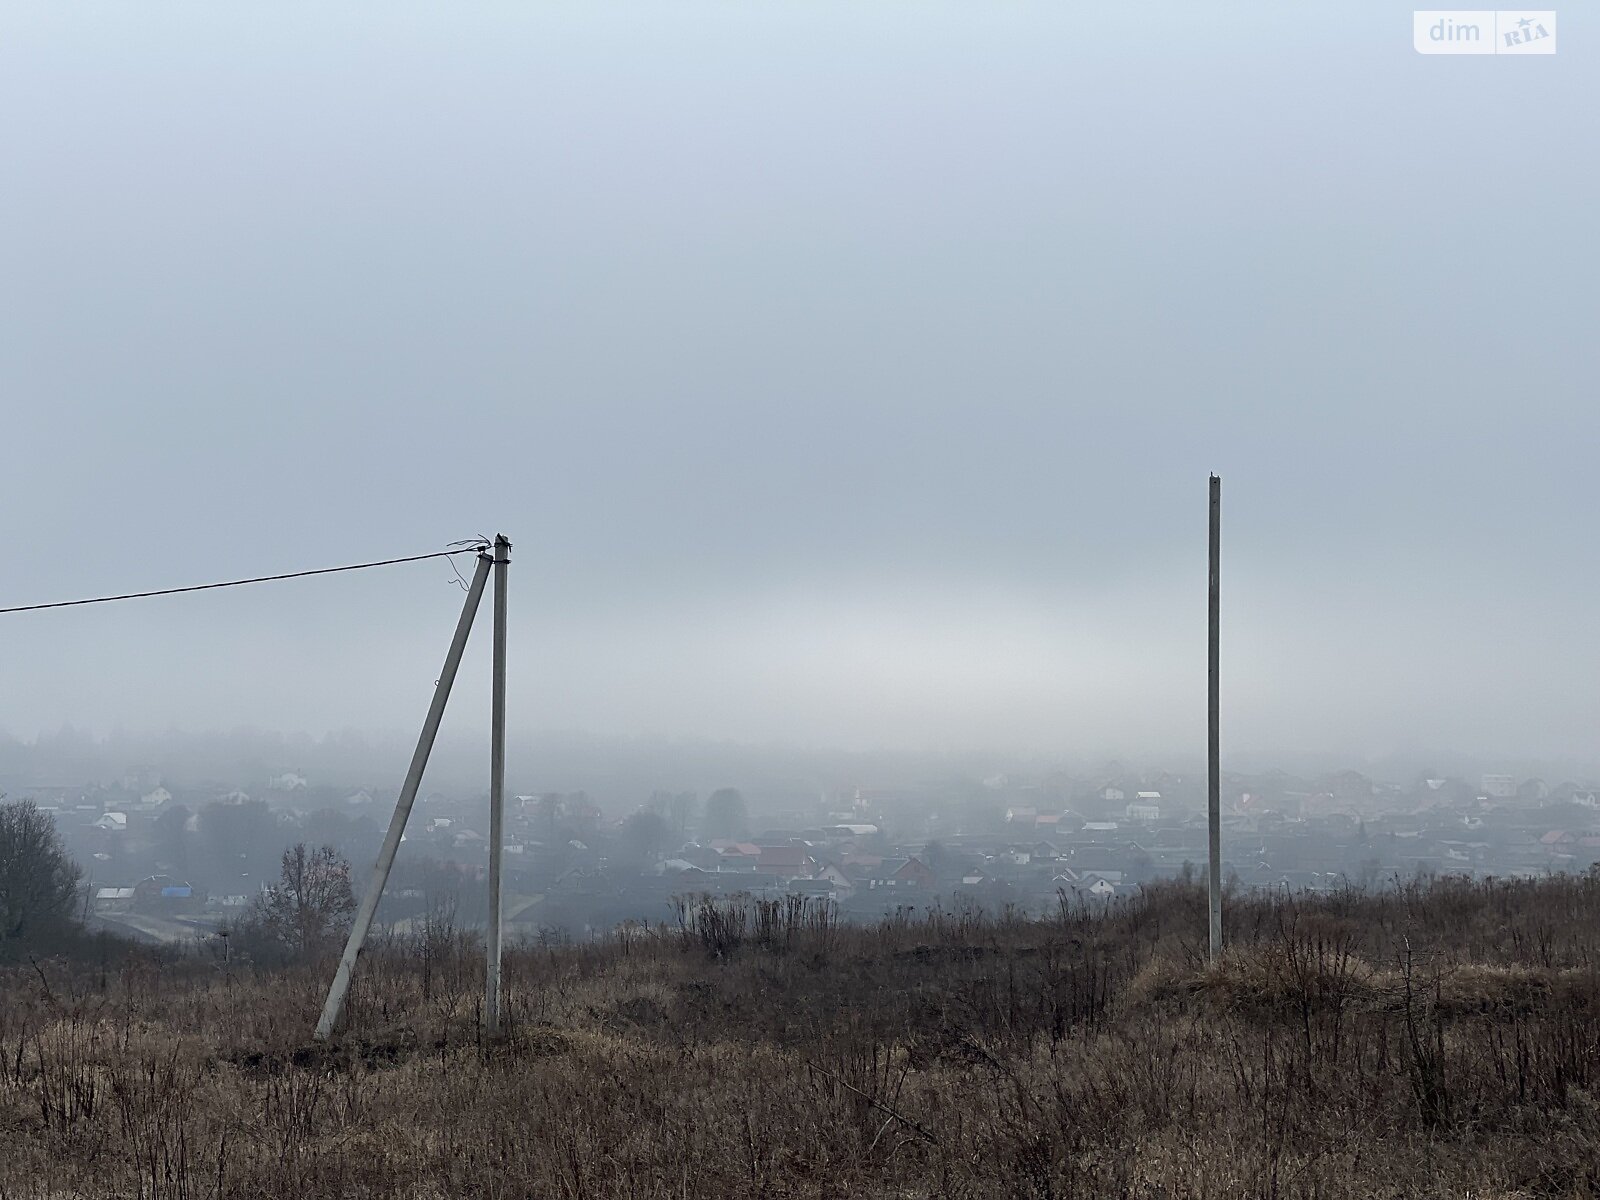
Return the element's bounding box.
[0,544,490,615]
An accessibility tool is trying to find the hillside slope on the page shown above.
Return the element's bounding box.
[3,875,1598,1198]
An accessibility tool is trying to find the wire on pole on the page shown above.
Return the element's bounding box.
[0,545,491,615]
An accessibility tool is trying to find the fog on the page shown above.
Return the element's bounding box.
[3,2,1596,774]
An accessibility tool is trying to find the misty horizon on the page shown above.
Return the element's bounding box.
[3,722,1595,804]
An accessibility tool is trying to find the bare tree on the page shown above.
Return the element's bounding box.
[702,788,748,840]
[0,800,82,949]
[618,809,674,867]
[245,843,356,959]
[650,790,698,839]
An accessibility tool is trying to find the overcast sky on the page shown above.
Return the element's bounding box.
[2,3,1595,771]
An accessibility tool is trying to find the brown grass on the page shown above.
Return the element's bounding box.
[2,874,1599,1198]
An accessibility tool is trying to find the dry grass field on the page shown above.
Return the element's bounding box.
[3,874,1599,1199]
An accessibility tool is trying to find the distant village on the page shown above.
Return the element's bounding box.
[9,763,1600,947]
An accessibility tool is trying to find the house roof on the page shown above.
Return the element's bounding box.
[1079,870,1124,884]
[788,878,835,894]
[853,856,930,881]
[758,846,811,868]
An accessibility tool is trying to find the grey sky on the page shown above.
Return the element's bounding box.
[2,3,1595,768]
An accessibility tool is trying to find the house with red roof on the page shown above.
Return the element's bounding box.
[757,845,815,879]
[850,855,934,890]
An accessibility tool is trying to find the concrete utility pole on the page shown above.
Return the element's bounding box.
[485,534,510,1036]
[315,547,494,1041]
[1207,474,1223,963]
